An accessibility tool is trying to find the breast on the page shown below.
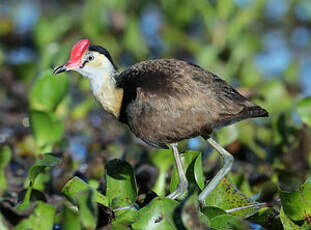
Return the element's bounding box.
[122,89,213,146]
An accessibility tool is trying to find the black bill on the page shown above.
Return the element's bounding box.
[53,65,66,75]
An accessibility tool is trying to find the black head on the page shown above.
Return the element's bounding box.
[88,45,118,70]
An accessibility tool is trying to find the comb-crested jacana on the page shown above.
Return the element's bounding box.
[53,39,268,206]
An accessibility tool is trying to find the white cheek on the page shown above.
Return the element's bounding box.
[75,67,90,78]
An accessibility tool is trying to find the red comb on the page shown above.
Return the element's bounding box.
[65,39,90,66]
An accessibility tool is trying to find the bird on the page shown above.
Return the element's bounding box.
[53,39,268,206]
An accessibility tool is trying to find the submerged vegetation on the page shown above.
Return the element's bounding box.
[0,0,311,229]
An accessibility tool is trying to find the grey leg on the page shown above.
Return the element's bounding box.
[167,143,189,199]
[198,137,234,207]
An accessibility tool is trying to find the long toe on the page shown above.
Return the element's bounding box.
[167,189,184,200]
[166,180,188,199]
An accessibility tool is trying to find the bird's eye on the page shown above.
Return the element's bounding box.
[87,54,94,62]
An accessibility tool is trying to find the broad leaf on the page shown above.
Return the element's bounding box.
[151,149,174,196]
[74,189,97,229]
[216,125,238,146]
[112,207,138,229]
[28,153,61,186]
[0,213,8,230]
[61,205,81,230]
[170,151,204,193]
[173,189,210,229]
[62,176,108,206]
[15,201,56,230]
[105,159,137,209]
[204,177,259,217]
[209,214,249,230]
[280,178,311,222]
[201,206,226,220]
[296,97,311,127]
[29,70,69,112]
[0,145,11,193]
[132,197,178,230]
[280,207,309,230]
[30,110,64,147]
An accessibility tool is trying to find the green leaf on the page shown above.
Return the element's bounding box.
[18,154,61,210]
[257,80,292,114]
[170,151,204,193]
[123,19,148,59]
[247,208,283,229]
[112,207,138,229]
[280,178,311,222]
[62,205,81,230]
[132,197,178,230]
[34,15,74,49]
[201,206,226,220]
[74,189,97,229]
[173,189,210,229]
[0,213,8,230]
[0,145,11,193]
[296,97,311,127]
[151,149,174,196]
[15,201,56,230]
[105,159,138,209]
[209,214,249,230]
[30,110,64,147]
[62,176,108,206]
[29,70,69,112]
[28,153,61,186]
[280,207,308,230]
[216,125,238,147]
[217,0,235,20]
[204,177,259,217]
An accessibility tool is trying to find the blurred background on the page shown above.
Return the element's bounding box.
[0,0,311,228]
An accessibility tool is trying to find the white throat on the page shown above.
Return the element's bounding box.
[76,55,123,118]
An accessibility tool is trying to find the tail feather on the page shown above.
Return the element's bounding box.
[240,106,269,119]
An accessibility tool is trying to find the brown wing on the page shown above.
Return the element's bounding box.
[116,59,267,146]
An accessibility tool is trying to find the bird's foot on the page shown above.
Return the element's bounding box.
[113,204,139,213]
[166,180,188,200]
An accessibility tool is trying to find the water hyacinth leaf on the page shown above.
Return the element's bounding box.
[257,80,292,114]
[193,154,205,190]
[151,149,174,196]
[280,178,311,222]
[280,207,308,230]
[170,151,204,193]
[247,208,283,229]
[62,205,81,230]
[204,177,259,217]
[296,97,311,127]
[132,197,178,230]
[209,214,249,230]
[217,0,235,20]
[216,125,238,147]
[30,110,64,147]
[28,153,61,185]
[123,19,148,59]
[0,145,11,194]
[74,189,97,229]
[105,159,138,209]
[111,225,129,230]
[29,70,69,112]
[201,206,226,220]
[62,176,108,206]
[34,15,74,49]
[112,207,139,229]
[173,189,210,229]
[15,201,56,230]
[0,213,8,230]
